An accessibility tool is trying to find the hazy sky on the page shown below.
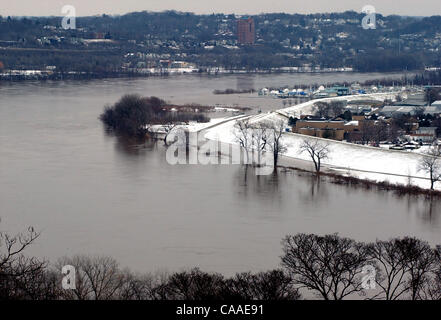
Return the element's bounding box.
[1,0,441,17]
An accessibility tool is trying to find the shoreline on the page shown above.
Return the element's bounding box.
[198,91,440,193]
[277,163,441,198]
[197,138,441,196]
[0,69,422,83]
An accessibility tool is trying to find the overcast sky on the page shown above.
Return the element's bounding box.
[1,0,441,17]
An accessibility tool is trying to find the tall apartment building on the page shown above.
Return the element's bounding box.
[237,17,255,45]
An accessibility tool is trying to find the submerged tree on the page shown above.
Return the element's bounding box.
[100,94,208,138]
[251,123,269,166]
[233,119,254,164]
[100,94,166,137]
[262,119,288,168]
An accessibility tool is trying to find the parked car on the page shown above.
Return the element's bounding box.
[389,145,406,150]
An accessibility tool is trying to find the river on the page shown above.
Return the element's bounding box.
[0,73,439,276]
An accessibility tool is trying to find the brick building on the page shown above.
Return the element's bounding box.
[237,18,255,45]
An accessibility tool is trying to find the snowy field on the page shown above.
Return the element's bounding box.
[150,116,240,134]
[200,92,440,191]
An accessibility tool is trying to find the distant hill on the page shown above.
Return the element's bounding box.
[0,11,440,74]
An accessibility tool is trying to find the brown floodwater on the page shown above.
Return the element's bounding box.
[0,73,439,276]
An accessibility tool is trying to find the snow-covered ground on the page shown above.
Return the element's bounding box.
[282,134,434,189]
[200,92,440,191]
[186,117,231,132]
[149,117,232,134]
[379,144,433,155]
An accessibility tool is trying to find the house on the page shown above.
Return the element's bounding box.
[380,106,416,117]
[330,86,350,96]
[352,115,367,121]
[345,105,373,114]
[409,127,438,143]
[313,86,350,99]
[380,105,441,117]
[293,119,359,141]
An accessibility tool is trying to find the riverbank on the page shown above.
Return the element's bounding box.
[0,68,420,82]
[279,165,441,198]
[199,92,441,192]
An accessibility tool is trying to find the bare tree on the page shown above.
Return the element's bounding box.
[227,270,301,300]
[4,260,59,300]
[116,270,168,300]
[359,121,375,145]
[329,101,345,118]
[233,119,253,164]
[233,119,270,166]
[424,270,441,300]
[314,102,331,118]
[421,246,441,300]
[250,123,268,166]
[100,95,208,138]
[0,220,46,300]
[314,101,344,119]
[0,222,40,270]
[161,268,226,300]
[55,255,126,300]
[371,121,389,146]
[418,147,441,190]
[299,139,330,173]
[367,240,408,300]
[281,234,370,300]
[261,120,288,168]
[366,238,437,300]
[404,238,439,300]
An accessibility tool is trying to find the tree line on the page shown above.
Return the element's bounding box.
[100,94,209,137]
[1,219,440,300]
